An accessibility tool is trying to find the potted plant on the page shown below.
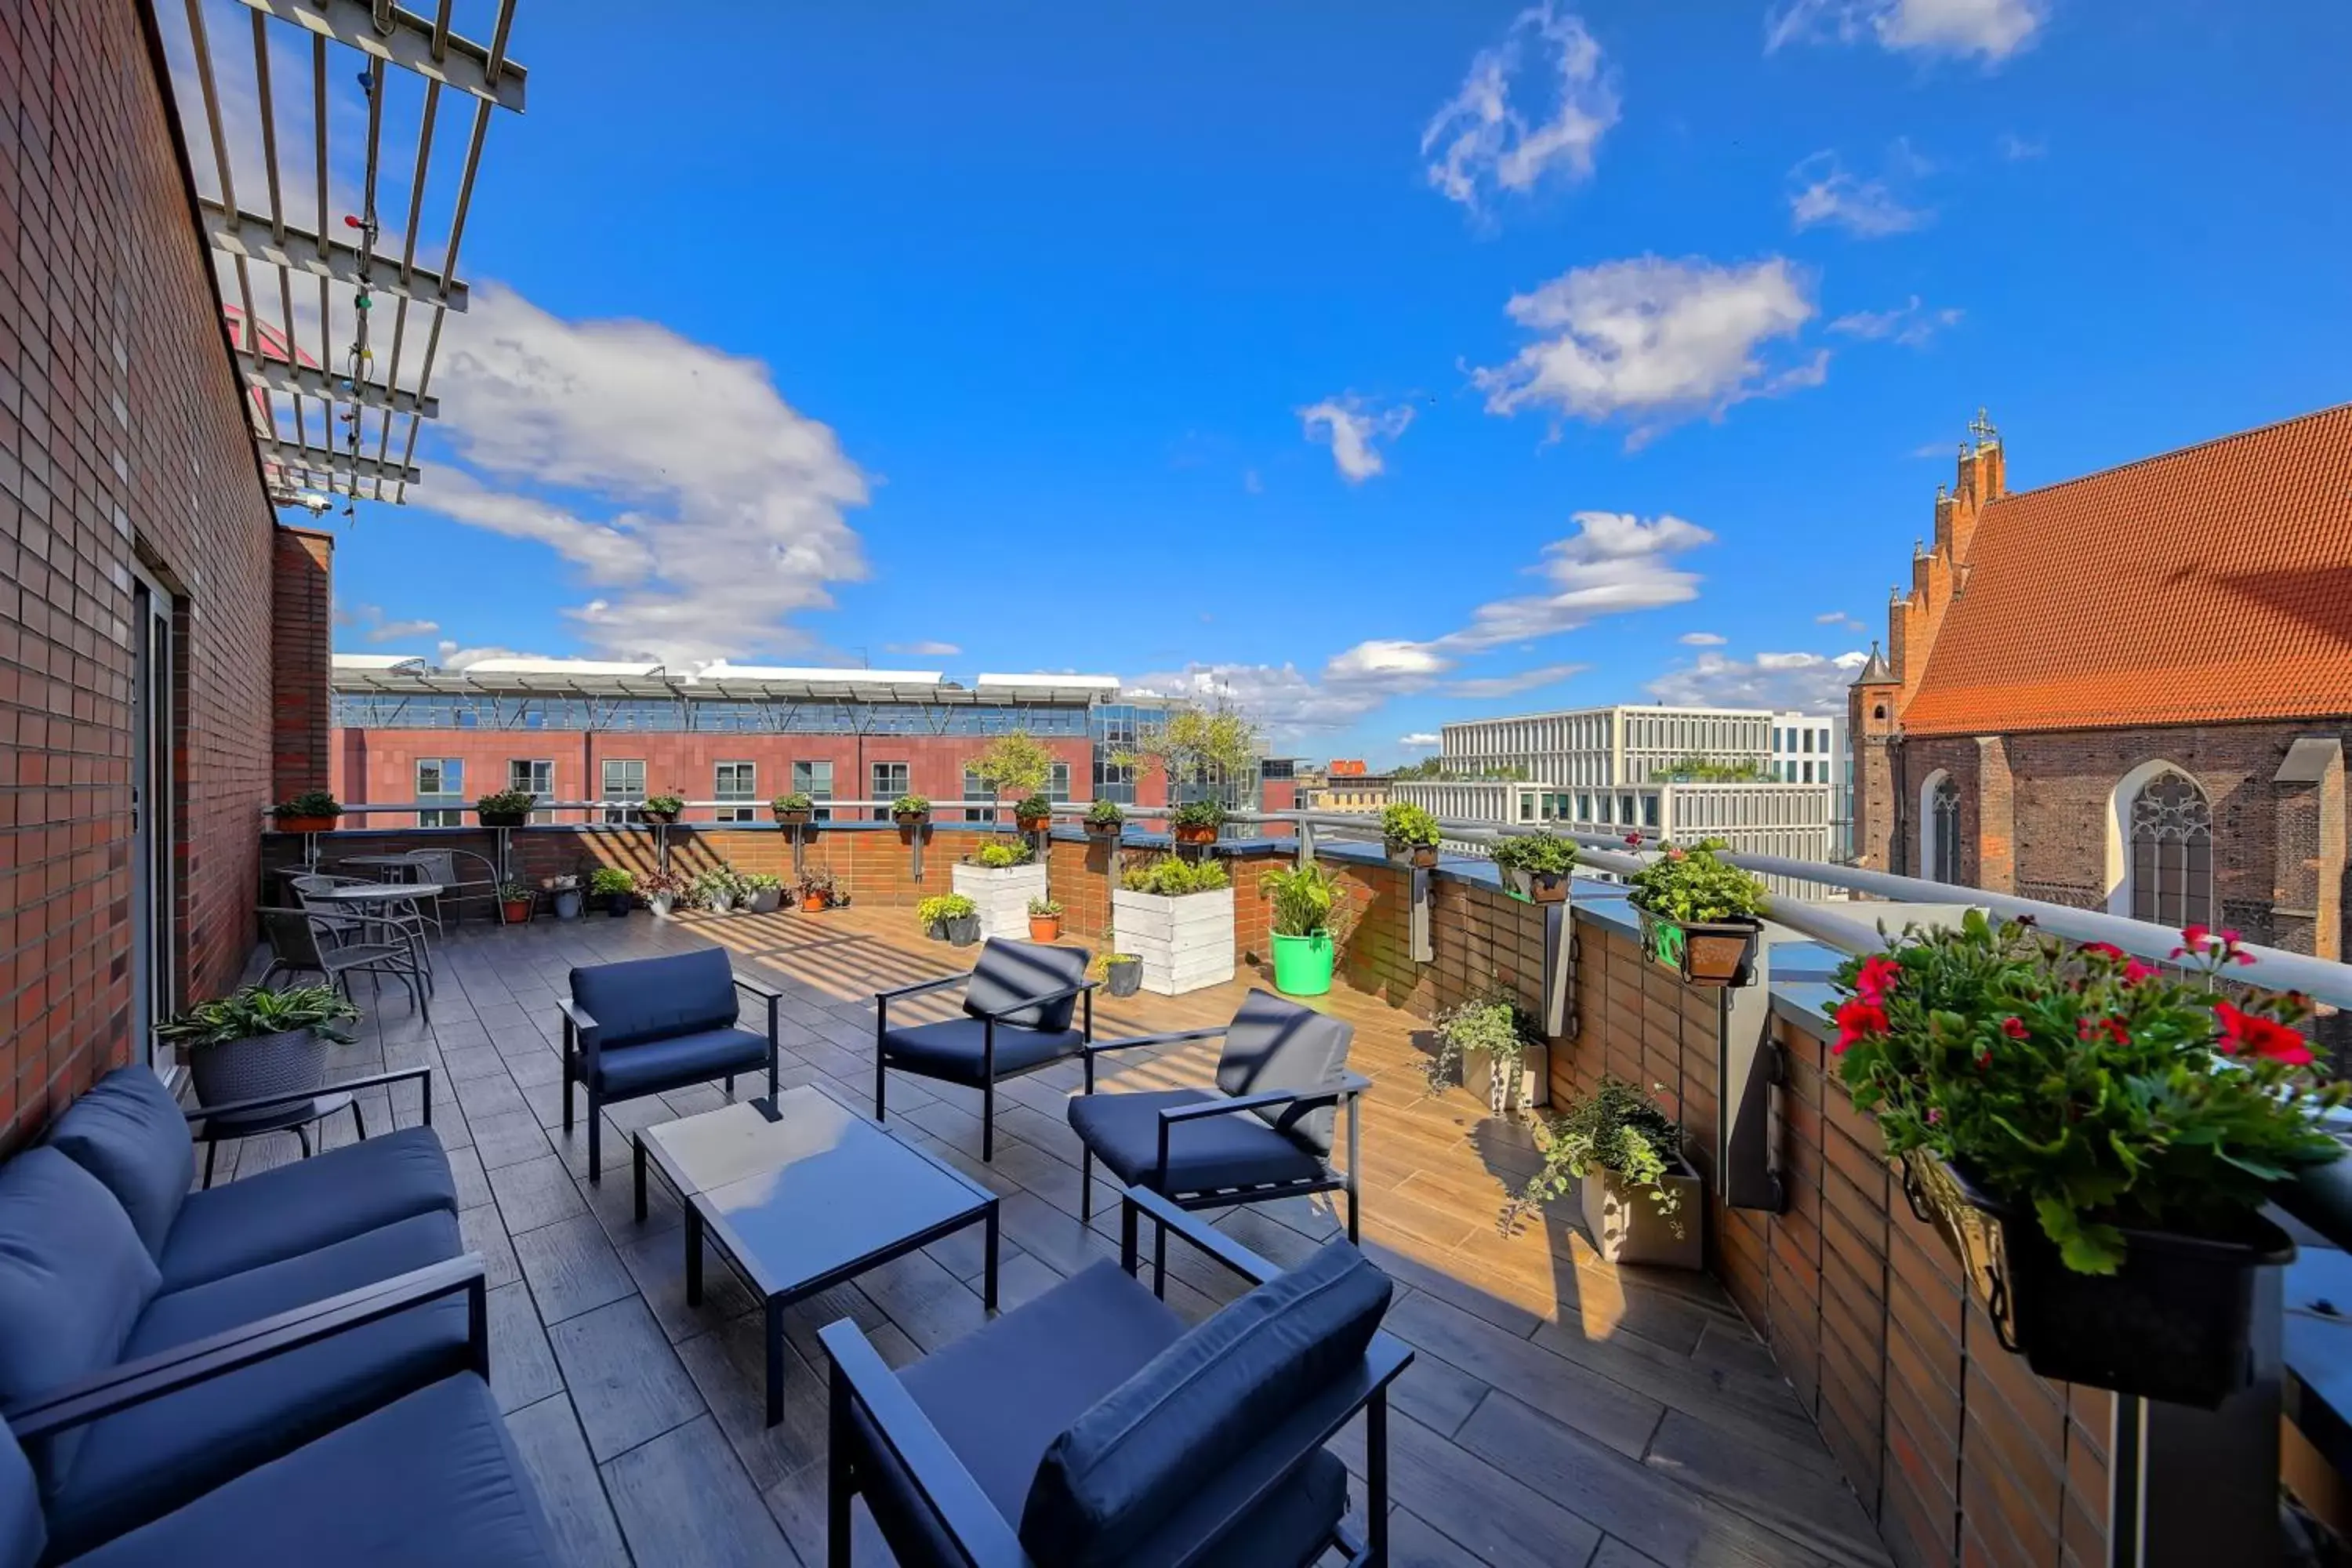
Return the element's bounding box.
[1627,839,1767,987]
[1834,916,2347,1407]
[800,866,838,912]
[952,837,1046,939]
[891,793,931,842]
[741,871,786,913]
[590,866,636,915]
[1028,897,1064,942]
[771,791,816,826]
[640,793,684,826]
[966,731,1058,834]
[1502,1078,1700,1269]
[475,789,537,828]
[1257,859,1347,997]
[497,880,536,924]
[1094,952,1143,998]
[1490,829,1577,904]
[918,894,978,943]
[641,869,688,918]
[1012,793,1054,834]
[1167,799,1225,846]
[1423,993,1547,1114]
[546,873,583,921]
[691,867,739,913]
[1112,854,1235,995]
[1083,799,1124,841]
[271,790,342,833]
[157,983,360,1112]
[1380,803,1442,869]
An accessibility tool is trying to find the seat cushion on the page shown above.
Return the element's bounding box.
[70,1375,562,1568]
[964,939,1091,1033]
[44,1209,473,1560]
[571,947,739,1050]
[1068,1090,1327,1197]
[158,1124,457,1292]
[0,1420,45,1568]
[0,1149,159,1494]
[44,1067,193,1262]
[883,1017,1084,1087]
[1214,990,1355,1156]
[1020,1239,1392,1567]
[592,1026,768,1098]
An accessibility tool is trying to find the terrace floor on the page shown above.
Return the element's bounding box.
[218,904,1891,1567]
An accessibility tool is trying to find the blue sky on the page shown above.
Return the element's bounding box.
[303,0,2350,765]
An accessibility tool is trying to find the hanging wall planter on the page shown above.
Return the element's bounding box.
[891,795,932,844]
[271,791,343,835]
[1626,840,1768,989]
[1083,801,1124,843]
[1013,793,1054,838]
[771,792,816,826]
[1490,829,1577,906]
[1639,909,1763,988]
[1167,800,1225,846]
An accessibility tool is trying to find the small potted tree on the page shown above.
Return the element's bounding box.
[952,837,1044,939]
[1094,952,1143,998]
[641,869,688,918]
[1028,897,1064,942]
[546,873,583,921]
[1627,839,1766,987]
[1503,1078,1700,1269]
[590,866,636,916]
[1834,916,2347,1406]
[271,791,342,833]
[1083,799,1124,842]
[967,731,1057,833]
[1167,799,1225,846]
[1381,803,1442,869]
[1257,859,1348,996]
[497,880,536,924]
[157,984,360,1113]
[475,789,536,828]
[771,791,816,826]
[1423,993,1547,1114]
[1112,854,1234,995]
[1491,829,1577,904]
[640,793,684,826]
[800,866,839,912]
[741,871,786,913]
[891,793,931,842]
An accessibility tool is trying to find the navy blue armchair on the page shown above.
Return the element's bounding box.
[874,939,1096,1162]
[821,1187,1409,1567]
[558,946,782,1181]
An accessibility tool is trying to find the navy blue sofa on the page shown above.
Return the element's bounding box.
[0,1065,474,1559]
[558,946,783,1181]
[822,1186,1410,1567]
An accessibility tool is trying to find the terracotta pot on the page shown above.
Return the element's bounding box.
[893,811,927,843]
[499,898,533,924]
[1029,916,1062,942]
[274,815,338,833]
[773,808,814,826]
[1385,840,1439,869]
[802,891,831,912]
[1172,822,1218,845]
[1017,815,1052,837]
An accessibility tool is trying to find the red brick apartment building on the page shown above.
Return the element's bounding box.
[0,1,334,1144]
[1850,407,2351,966]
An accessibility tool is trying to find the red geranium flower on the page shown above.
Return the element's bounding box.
[2215,1001,2314,1065]
[2124,960,2156,984]
[2080,941,2126,963]
[1833,997,1889,1054]
[2172,924,2212,959]
[2000,1015,2028,1040]
[1855,955,1901,1005]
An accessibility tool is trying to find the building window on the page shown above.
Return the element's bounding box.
[1929,776,1962,884]
[1642,796,1660,829]
[962,767,993,824]
[1047,761,1073,803]
[2129,770,2213,928]
[714,761,757,822]
[792,760,834,822]
[601,759,646,823]
[416,758,464,827]
[1801,760,1814,782]
[508,759,554,822]
[1577,793,1592,821]
[871,761,909,821]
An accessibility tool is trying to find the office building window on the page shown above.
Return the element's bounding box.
[871,762,909,821]
[508,759,554,823]
[1047,762,1072,803]
[416,758,464,827]
[1643,796,1660,828]
[792,760,834,822]
[963,766,992,823]
[714,760,757,822]
[601,759,646,824]
[1620,793,1636,824]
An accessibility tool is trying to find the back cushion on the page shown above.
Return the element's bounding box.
[0,1420,44,1568]
[571,947,739,1049]
[1019,1239,1392,1567]
[964,940,1090,1033]
[45,1067,194,1261]
[0,1151,161,1493]
[1214,989,1356,1155]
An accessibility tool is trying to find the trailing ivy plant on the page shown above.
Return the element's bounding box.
[156,984,360,1049]
[1423,993,1542,1094]
[1120,855,1230,896]
[1489,830,1577,877]
[1379,803,1441,849]
[1501,1078,1687,1236]
[1625,838,1766,924]
[971,839,1035,869]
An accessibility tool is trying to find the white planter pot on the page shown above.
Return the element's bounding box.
[1464,1042,1550,1115]
[708,891,736,914]
[1580,1162,1704,1269]
[952,862,1049,941]
[1111,886,1236,996]
[746,887,783,914]
[648,894,675,919]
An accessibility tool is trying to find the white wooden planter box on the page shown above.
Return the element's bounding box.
[952,862,1049,941]
[1112,887,1235,996]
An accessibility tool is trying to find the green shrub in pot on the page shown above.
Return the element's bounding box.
[271,790,343,830]
[1502,1077,1699,1268]
[970,838,1035,869]
[1167,799,1225,843]
[1489,829,1577,903]
[1625,838,1766,986]
[1257,860,1348,996]
[158,983,360,1111]
[1423,993,1543,1110]
[1379,803,1441,867]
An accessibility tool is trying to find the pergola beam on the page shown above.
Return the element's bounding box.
[232,0,528,112]
[262,439,423,486]
[238,351,440,418]
[201,201,470,311]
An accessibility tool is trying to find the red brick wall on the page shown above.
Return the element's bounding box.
[270,528,332,797]
[1,0,278,1145]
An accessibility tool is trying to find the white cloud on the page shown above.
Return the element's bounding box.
[1679,630,1727,646]
[1830,296,1964,347]
[1788,151,1931,237]
[1766,0,2044,62]
[1446,662,1587,699]
[1298,397,1414,483]
[1243,468,1265,495]
[334,602,441,645]
[1998,131,2045,159]
[1816,610,1870,633]
[1399,733,1443,748]
[1423,5,1621,214]
[418,285,871,666]
[1439,512,1713,649]
[885,641,961,657]
[435,641,532,672]
[371,618,441,643]
[1648,648,1869,710]
[1472,257,1822,445]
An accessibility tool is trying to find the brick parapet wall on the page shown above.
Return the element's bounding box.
[269,527,332,798]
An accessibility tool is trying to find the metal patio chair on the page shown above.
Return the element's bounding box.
[873,938,1095,1162]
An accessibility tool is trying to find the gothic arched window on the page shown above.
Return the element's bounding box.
[1929,777,1962,884]
[2129,770,2212,928]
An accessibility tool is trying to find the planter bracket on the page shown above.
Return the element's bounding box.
[1541,906,1577,1041]
[1408,868,1434,966]
[1715,938,1784,1214]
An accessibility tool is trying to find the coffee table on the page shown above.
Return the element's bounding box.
[633,1087,1000,1425]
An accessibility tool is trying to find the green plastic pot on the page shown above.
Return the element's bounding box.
[1269,931,1334,996]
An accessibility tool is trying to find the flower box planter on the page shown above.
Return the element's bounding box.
[772,808,815,827]
[951,862,1048,942]
[1581,1160,1703,1270]
[1500,866,1570,906]
[1637,909,1762,988]
[477,809,529,828]
[1171,823,1218,847]
[274,815,339,834]
[1112,885,1235,996]
[638,809,680,826]
[893,810,930,843]
[1462,1044,1550,1116]
[746,886,783,914]
[1385,840,1439,869]
[1896,1155,2289,1407]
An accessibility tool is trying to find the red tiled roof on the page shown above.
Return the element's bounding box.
[1903,404,2352,736]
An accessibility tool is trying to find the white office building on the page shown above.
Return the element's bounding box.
[1439,705,1774,789]
[1772,711,1851,858]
